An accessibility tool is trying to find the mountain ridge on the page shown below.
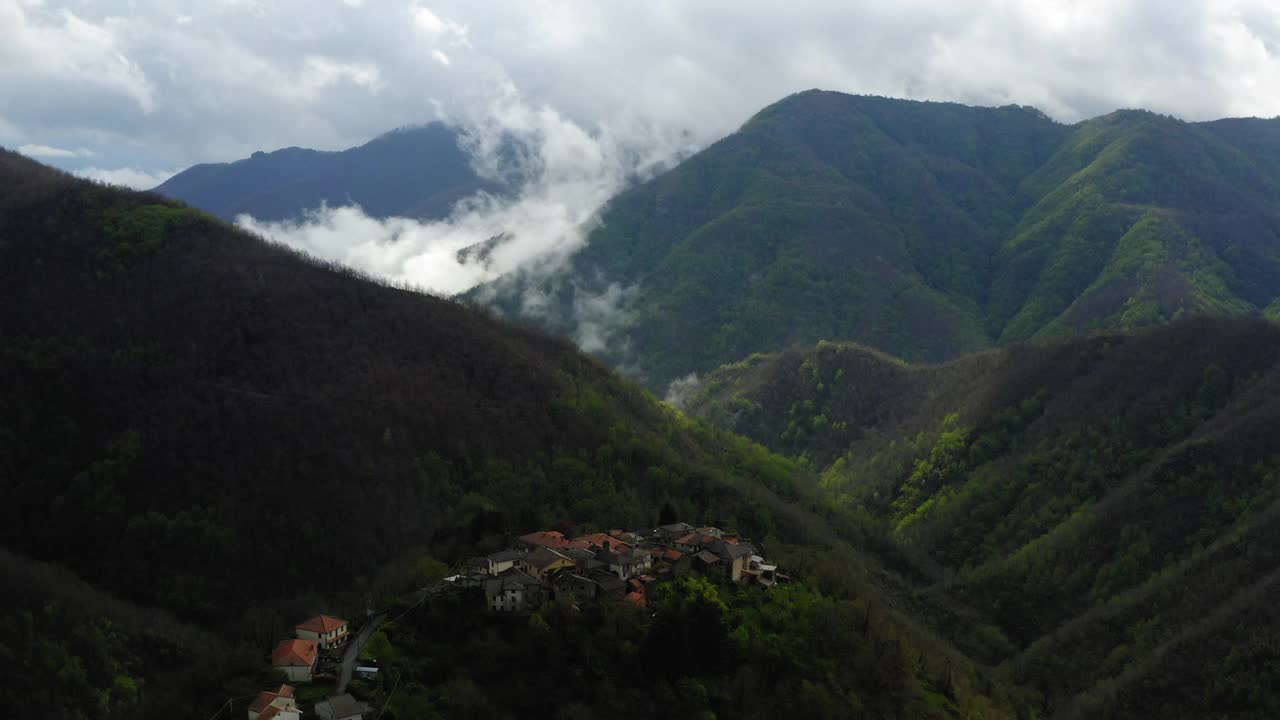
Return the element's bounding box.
[152,122,500,222]
[476,91,1280,393]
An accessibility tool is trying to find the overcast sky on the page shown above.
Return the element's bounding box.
[6,0,1280,186]
[6,0,1280,303]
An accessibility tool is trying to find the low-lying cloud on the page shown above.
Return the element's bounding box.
[242,77,697,300]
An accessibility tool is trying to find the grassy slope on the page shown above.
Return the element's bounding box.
[687,317,1280,718]
[480,92,1280,393]
[0,150,1017,718]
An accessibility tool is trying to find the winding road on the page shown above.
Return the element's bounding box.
[336,613,385,694]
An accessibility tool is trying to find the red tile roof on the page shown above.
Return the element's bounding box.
[575,532,632,553]
[271,639,318,667]
[275,685,295,699]
[296,614,347,633]
[624,591,647,608]
[662,549,683,561]
[519,530,572,548]
[248,692,276,714]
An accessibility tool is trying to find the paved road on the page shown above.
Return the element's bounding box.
[337,613,385,693]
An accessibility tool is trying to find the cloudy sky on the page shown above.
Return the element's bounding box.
[5,0,1280,297]
[6,0,1280,185]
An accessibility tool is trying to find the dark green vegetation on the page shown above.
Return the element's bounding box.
[481,91,1280,392]
[689,317,1280,718]
[0,151,1020,717]
[152,123,498,222]
[357,576,1007,720]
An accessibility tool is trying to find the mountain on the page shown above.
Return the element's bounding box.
[477,91,1280,393]
[0,150,1016,718]
[687,317,1280,718]
[152,123,498,222]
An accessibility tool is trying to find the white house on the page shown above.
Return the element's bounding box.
[271,639,319,682]
[485,549,528,576]
[295,614,349,649]
[247,685,297,720]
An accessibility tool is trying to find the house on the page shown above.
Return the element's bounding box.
[693,549,721,575]
[247,685,296,720]
[673,532,720,554]
[484,549,527,576]
[257,705,301,720]
[575,533,632,553]
[623,591,647,609]
[587,569,627,596]
[559,546,599,569]
[656,522,695,543]
[271,639,319,682]
[295,615,349,649]
[484,569,546,612]
[551,572,598,604]
[705,539,755,582]
[516,530,580,550]
[594,547,652,580]
[524,546,576,580]
[315,693,369,720]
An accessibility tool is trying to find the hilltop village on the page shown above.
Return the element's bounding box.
[239,522,782,719]
[459,522,784,612]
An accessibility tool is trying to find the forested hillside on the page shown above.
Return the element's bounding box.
[688,317,1280,717]
[0,150,1015,719]
[478,91,1280,393]
[152,123,496,222]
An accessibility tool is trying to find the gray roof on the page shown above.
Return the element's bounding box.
[694,550,720,564]
[487,548,526,563]
[560,547,597,564]
[316,694,368,720]
[721,542,754,560]
[526,546,571,568]
[484,569,542,595]
[659,522,694,533]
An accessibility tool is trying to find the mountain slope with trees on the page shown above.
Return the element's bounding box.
[687,317,1280,717]
[152,123,497,222]
[478,91,1280,393]
[0,150,1015,719]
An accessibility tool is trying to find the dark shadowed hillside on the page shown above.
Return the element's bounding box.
[478,91,1280,393]
[152,123,498,222]
[0,150,1019,719]
[688,318,1280,718]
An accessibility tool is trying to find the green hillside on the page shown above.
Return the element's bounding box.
[478,91,1280,393]
[0,150,1015,719]
[687,317,1280,717]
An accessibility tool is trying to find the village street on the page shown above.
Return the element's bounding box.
[337,613,385,694]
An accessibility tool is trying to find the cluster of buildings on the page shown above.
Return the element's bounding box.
[247,615,368,720]
[465,522,783,613]
[270,615,350,682]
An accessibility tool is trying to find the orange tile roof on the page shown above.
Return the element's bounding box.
[259,705,291,720]
[624,591,647,608]
[519,530,572,548]
[271,639,318,667]
[296,614,347,633]
[663,549,683,561]
[575,533,632,553]
[248,684,296,714]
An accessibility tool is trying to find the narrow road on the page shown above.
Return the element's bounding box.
[336,613,385,693]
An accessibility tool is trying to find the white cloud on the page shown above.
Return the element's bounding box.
[76,165,179,189]
[4,0,1280,311]
[18,143,93,157]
